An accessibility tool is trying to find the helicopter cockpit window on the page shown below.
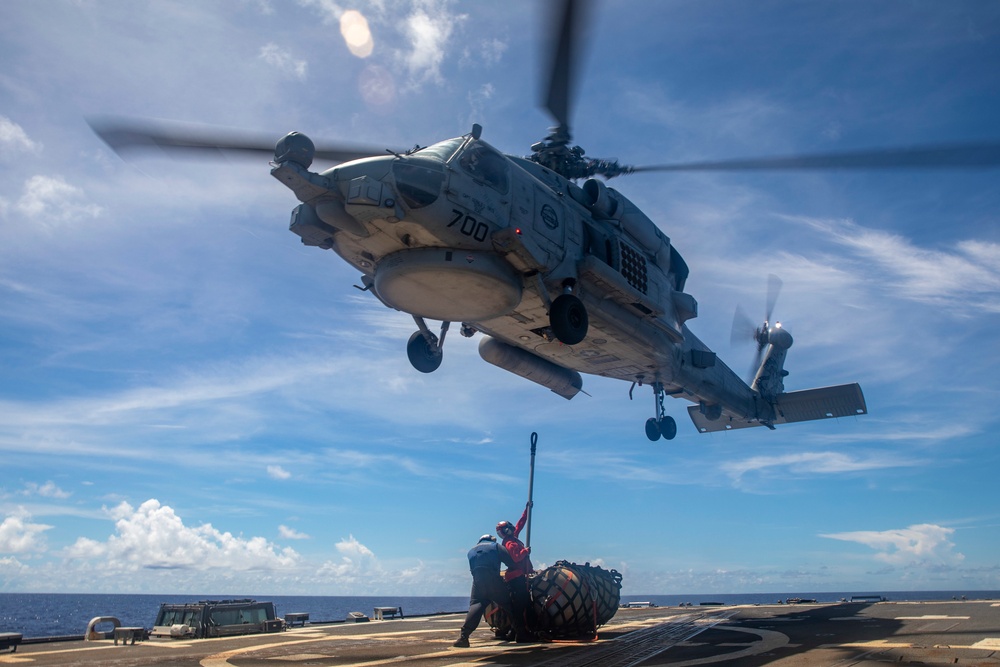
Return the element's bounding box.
[414,137,464,162]
[393,159,444,209]
[458,142,509,193]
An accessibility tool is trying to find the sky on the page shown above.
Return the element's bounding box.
[1,0,999,597]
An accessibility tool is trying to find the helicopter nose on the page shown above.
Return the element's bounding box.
[276,153,397,243]
[320,157,400,235]
[319,154,445,229]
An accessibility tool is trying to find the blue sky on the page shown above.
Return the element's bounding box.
[1,0,999,596]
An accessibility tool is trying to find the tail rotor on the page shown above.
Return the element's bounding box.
[731,274,785,382]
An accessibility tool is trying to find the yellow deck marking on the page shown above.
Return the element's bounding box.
[265,654,330,662]
[972,638,1000,649]
[201,626,479,667]
[0,643,113,662]
[834,639,1000,651]
[200,617,674,667]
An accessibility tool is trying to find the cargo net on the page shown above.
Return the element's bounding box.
[487,561,622,640]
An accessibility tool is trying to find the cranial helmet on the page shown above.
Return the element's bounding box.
[496,521,514,537]
[479,534,496,543]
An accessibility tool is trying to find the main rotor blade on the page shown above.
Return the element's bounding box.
[88,117,387,164]
[629,141,1000,173]
[765,274,783,323]
[731,305,756,347]
[542,0,588,134]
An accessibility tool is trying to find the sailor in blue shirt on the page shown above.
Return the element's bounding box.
[454,534,531,647]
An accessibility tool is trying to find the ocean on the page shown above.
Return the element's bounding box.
[0,594,467,639]
[1,591,997,639]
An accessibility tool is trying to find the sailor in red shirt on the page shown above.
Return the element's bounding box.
[496,501,534,638]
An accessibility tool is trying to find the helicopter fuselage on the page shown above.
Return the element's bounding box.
[271,128,854,438]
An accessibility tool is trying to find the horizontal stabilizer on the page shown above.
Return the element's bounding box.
[688,383,867,433]
[773,383,868,424]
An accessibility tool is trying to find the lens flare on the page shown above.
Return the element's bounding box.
[340,10,373,58]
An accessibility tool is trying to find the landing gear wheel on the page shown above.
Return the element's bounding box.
[550,294,588,345]
[645,382,677,441]
[407,331,442,373]
[658,416,677,440]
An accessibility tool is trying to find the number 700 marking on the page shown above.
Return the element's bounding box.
[449,209,489,242]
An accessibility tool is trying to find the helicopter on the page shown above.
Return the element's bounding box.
[89,1,1000,441]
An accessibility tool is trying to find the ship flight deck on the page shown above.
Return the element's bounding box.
[2,599,999,666]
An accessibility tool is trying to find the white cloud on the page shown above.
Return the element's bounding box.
[0,556,27,572]
[323,448,435,479]
[337,535,374,559]
[0,341,512,466]
[22,481,72,499]
[294,1,460,81]
[0,354,349,433]
[792,216,1000,314]
[400,2,464,84]
[0,510,53,553]
[313,535,461,595]
[246,0,275,14]
[267,465,292,480]
[0,116,41,155]
[259,43,307,80]
[460,36,507,69]
[317,535,379,580]
[63,499,300,571]
[13,175,102,225]
[822,523,965,567]
[722,451,922,487]
[278,525,310,540]
[296,0,344,24]
[619,87,789,154]
[466,83,495,128]
[479,38,507,66]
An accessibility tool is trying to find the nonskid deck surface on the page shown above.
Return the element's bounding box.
[3,601,999,666]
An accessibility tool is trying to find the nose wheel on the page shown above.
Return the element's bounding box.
[645,383,677,441]
[407,317,449,373]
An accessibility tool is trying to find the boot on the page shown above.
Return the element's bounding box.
[453,635,470,648]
